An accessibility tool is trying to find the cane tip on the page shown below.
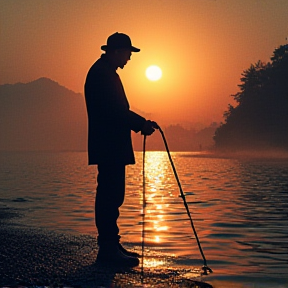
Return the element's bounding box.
[202,265,213,275]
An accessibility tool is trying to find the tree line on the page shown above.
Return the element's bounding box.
[214,44,288,151]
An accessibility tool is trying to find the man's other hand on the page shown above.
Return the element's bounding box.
[141,120,158,136]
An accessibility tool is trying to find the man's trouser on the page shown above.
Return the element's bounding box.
[95,163,125,247]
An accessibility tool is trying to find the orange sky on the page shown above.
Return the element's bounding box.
[1,0,287,126]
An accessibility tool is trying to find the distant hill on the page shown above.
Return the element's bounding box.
[132,123,217,151]
[0,78,87,151]
[0,77,217,152]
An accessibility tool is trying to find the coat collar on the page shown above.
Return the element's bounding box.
[100,53,117,71]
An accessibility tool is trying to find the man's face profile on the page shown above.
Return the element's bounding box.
[116,49,132,69]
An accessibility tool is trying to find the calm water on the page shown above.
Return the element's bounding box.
[0,151,288,287]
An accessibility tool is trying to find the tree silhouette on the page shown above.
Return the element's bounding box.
[214,44,288,151]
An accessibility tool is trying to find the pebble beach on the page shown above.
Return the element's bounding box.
[0,205,212,288]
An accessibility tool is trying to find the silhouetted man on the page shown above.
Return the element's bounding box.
[84,32,158,268]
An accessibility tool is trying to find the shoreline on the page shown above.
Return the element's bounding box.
[0,206,213,288]
[0,222,99,287]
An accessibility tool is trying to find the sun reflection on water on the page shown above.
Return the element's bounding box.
[141,152,176,246]
[142,257,167,268]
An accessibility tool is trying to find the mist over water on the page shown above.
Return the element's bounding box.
[213,148,288,160]
[0,151,287,287]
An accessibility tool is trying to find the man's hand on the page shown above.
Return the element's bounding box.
[141,120,159,136]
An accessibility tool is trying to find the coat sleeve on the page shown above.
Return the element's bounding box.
[127,110,146,133]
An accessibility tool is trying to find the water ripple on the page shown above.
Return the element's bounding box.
[0,151,287,286]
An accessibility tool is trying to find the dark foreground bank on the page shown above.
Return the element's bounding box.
[0,206,212,288]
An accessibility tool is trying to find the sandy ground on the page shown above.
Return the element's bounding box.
[0,205,212,288]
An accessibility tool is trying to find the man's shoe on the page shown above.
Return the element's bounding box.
[96,245,139,268]
[118,243,141,258]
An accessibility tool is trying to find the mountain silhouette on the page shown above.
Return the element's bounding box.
[0,77,87,151]
[0,77,217,152]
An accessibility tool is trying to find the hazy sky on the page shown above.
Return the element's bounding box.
[1,0,287,126]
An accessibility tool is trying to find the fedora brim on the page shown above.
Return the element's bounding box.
[101,45,140,52]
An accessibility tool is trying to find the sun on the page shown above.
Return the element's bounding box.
[146,65,162,81]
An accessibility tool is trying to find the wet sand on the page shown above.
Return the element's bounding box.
[0,206,212,288]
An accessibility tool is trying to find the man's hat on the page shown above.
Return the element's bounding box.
[101,32,140,52]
